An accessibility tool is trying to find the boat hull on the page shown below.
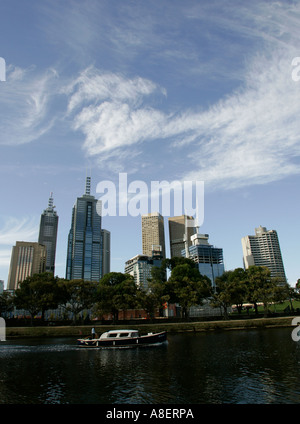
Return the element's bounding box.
[77,331,167,348]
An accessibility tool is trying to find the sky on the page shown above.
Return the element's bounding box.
[0,0,299,289]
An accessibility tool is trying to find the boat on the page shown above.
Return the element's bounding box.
[77,329,167,348]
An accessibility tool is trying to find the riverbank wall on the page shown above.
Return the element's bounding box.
[5,316,297,339]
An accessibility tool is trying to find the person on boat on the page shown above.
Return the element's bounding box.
[91,327,96,339]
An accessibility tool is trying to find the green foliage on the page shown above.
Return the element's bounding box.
[0,290,14,315]
[13,273,62,324]
[244,266,277,316]
[95,272,138,321]
[164,262,212,318]
[212,268,247,318]
[58,278,97,322]
[7,264,297,324]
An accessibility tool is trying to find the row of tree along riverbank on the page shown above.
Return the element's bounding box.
[5,316,297,339]
[2,259,298,325]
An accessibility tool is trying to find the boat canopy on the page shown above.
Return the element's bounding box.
[100,330,139,339]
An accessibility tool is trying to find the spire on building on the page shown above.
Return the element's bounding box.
[85,176,91,196]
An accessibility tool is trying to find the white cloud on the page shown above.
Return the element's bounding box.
[0,249,13,268]
[65,47,300,190]
[63,67,168,154]
[180,50,300,189]
[0,217,38,245]
[0,66,59,146]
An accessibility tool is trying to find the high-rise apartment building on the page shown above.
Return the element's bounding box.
[66,176,110,281]
[182,233,224,289]
[7,242,47,290]
[168,215,195,258]
[142,212,166,259]
[241,226,286,282]
[38,193,58,275]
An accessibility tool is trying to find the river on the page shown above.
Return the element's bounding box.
[0,327,300,405]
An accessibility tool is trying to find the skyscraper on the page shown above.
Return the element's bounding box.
[66,176,110,281]
[38,192,58,275]
[101,229,111,276]
[168,215,195,258]
[7,242,47,290]
[125,247,164,291]
[182,233,225,289]
[241,226,286,282]
[141,212,166,259]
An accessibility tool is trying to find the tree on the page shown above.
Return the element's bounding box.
[138,266,169,319]
[244,266,278,317]
[58,279,97,323]
[211,271,235,320]
[163,257,196,271]
[0,291,14,317]
[13,273,62,325]
[165,263,211,319]
[227,268,248,314]
[95,272,138,322]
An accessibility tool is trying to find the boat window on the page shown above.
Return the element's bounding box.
[107,333,117,338]
[131,332,139,337]
[118,333,129,337]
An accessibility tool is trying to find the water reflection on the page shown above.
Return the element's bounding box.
[1,328,300,404]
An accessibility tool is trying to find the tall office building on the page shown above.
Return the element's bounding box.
[7,242,47,290]
[38,193,58,275]
[142,212,166,259]
[168,215,195,258]
[241,226,286,282]
[125,247,164,291]
[182,233,225,289]
[66,176,110,281]
[101,229,111,276]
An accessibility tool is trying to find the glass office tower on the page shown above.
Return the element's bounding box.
[182,233,224,290]
[66,176,105,281]
[38,193,58,275]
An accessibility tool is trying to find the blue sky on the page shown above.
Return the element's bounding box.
[0,0,300,288]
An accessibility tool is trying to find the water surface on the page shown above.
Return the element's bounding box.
[1,327,300,404]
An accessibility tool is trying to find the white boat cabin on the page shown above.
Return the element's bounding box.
[99,330,139,339]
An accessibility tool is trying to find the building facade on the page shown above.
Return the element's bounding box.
[66,176,110,281]
[38,192,58,275]
[101,229,111,276]
[183,233,225,289]
[168,215,195,258]
[7,242,47,290]
[142,212,166,259]
[241,226,286,282]
[125,247,164,291]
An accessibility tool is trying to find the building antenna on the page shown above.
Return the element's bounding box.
[48,192,54,209]
[85,168,92,195]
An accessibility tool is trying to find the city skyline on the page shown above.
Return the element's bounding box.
[0,1,299,287]
[3,183,289,291]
